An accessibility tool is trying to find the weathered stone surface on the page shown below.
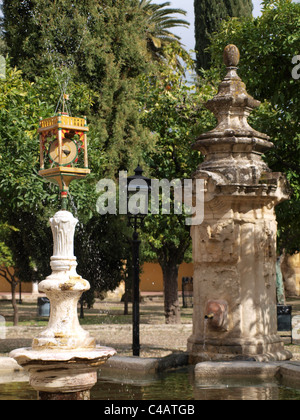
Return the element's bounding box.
[194,361,300,395]
[100,355,159,375]
[188,45,292,363]
[195,361,280,379]
[279,361,300,383]
[0,356,28,385]
[10,346,116,394]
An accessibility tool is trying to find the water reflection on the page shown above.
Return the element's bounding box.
[194,380,300,401]
[195,379,279,401]
[91,367,300,401]
[92,368,195,401]
[1,367,300,400]
[0,382,36,400]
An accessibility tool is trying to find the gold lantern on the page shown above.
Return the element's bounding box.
[38,112,90,209]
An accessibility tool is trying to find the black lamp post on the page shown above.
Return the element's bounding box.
[127,165,151,357]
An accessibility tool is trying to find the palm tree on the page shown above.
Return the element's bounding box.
[138,0,190,63]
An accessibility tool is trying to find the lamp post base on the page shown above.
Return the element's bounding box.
[132,230,141,357]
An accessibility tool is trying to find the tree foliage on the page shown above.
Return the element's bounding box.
[139,45,216,322]
[0,65,53,215]
[75,215,131,307]
[194,0,253,70]
[0,1,193,306]
[208,0,300,253]
[139,0,189,65]
[1,0,155,178]
[0,62,127,305]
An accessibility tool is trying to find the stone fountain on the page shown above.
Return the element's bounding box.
[10,114,116,400]
[188,45,292,363]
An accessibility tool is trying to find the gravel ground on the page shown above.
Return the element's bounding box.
[0,324,193,358]
[0,297,193,358]
[0,296,299,360]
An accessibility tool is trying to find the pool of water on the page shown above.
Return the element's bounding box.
[1,367,300,400]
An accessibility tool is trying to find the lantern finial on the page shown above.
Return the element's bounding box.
[38,114,90,209]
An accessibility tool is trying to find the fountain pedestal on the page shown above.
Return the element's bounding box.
[10,210,116,400]
[188,45,292,363]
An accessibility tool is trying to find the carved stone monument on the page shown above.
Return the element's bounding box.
[188,45,292,363]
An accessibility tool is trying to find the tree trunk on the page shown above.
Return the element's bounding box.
[161,262,181,324]
[11,281,18,326]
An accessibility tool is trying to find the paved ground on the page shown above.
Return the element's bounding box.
[0,295,193,358]
[1,324,193,358]
[0,295,299,359]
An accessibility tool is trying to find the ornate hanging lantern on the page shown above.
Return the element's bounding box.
[38,112,90,209]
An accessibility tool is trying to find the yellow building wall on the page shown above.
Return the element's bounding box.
[1,263,194,294]
[0,268,32,293]
[140,262,194,292]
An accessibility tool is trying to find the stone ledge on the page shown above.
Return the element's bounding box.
[99,352,189,376]
[0,352,189,384]
[1,356,299,387]
[195,361,280,379]
[278,362,300,382]
[194,361,300,384]
[0,357,29,385]
[0,356,23,373]
[100,355,159,375]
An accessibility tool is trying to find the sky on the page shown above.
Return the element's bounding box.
[155,0,264,52]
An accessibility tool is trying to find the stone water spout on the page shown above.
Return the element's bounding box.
[188,45,292,363]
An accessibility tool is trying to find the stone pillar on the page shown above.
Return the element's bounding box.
[187,45,292,363]
[10,211,116,399]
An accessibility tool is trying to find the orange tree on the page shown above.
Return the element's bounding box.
[139,46,216,323]
[209,0,300,253]
[0,65,55,324]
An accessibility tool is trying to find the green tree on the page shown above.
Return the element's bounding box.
[139,46,216,323]
[0,1,195,315]
[139,0,189,65]
[208,0,300,253]
[0,64,93,219]
[0,0,42,74]
[194,0,253,70]
[0,223,20,325]
[0,64,55,323]
[75,215,131,309]
[1,0,155,178]
[0,62,133,315]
